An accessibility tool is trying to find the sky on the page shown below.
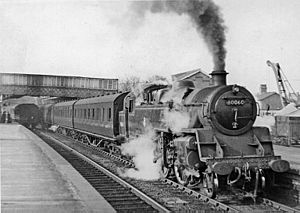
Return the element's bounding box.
[1,0,300,94]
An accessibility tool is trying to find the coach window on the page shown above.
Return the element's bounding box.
[102,108,105,121]
[96,108,100,120]
[88,109,90,119]
[84,109,87,119]
[108,108,112,121]
[92,108,95,119]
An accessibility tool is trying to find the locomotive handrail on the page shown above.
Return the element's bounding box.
[183,103,205,107]
[256,102,260,116]
[202,102,209,118]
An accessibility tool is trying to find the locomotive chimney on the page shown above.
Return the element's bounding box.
[210,70,228,86]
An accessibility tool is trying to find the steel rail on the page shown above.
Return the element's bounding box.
[41,132,170,213]
[261,198,300,213]
[162,178,240,213]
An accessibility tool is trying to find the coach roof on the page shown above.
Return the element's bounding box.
[75,92,129,105]
[54,100,77,107]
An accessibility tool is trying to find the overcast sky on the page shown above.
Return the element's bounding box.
[1,0,300,94]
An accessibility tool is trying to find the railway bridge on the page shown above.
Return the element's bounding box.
[0,73,119,101]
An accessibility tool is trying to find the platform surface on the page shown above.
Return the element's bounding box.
[1,124,116,213]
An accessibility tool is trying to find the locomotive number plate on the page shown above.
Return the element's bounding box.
[225,99,245,106]
[223,97,247,106]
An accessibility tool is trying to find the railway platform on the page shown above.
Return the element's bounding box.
[1,123,116,213]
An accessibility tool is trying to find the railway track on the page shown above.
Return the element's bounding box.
[36,131,168,213]
[36,130,300,212]
[36,130,231,212]
[161,178,300,212]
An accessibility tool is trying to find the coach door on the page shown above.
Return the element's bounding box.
[123,94,135,138]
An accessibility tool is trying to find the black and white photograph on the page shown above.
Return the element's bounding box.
[1,0,300,212]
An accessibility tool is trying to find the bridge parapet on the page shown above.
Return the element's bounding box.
[0,73,118,99]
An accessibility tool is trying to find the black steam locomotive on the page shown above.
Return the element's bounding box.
[14,104,41,128]
[41,70,290,198]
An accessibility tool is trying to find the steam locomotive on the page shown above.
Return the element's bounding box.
[41,70,290,198]
[14,104,41,128]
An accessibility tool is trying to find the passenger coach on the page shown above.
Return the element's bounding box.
[43,92,131,147]
[73,92,129,139]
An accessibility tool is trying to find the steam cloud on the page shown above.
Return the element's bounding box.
[163,110,190,132]
[118,128,161,180]
[160,85,191,132]
[130,0,227,70]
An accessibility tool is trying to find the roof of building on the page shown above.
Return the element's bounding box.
[172,68,210,81]
[287,109,300,117]
[256,92,278,101]
[275,103,298,116]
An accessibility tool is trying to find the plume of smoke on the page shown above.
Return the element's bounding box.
[130,0,227,70]
[118,128,161,180]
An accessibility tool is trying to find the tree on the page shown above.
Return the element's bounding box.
[119,76,141,92]
[146,75,169,85]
